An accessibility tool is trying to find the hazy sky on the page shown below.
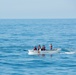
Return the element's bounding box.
[0,0,76,19]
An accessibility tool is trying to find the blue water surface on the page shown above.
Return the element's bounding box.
[0,19,76,75]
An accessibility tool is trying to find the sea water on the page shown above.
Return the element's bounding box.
[0,19,76,75]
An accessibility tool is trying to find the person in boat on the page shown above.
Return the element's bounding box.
[41,45,46,51]
[50,44,52,50]
[38,45,41,50]
[33,46,37,50]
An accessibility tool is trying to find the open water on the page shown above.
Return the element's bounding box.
[0,19,76,75]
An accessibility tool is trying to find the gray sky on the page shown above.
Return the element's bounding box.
[0,0,76,19]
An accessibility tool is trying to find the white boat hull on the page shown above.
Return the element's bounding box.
[28,48,61,55]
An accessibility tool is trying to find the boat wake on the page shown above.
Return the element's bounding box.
[60,48,76,55]
[64,52,75,54]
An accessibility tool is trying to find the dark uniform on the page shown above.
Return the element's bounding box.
[34,46,37,50]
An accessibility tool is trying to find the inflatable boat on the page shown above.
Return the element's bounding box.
[28,48,61,55]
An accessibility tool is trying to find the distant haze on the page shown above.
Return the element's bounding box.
[0,0,76,19]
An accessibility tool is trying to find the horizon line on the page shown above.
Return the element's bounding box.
[0,18,76,20]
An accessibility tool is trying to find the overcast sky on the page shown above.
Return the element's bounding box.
[0,0,76,19]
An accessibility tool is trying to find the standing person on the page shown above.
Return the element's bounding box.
[50,44,52,50]
[38,45,41,54]
[38,45,41,50]
[33,46,37,50]
[41,45,46,56]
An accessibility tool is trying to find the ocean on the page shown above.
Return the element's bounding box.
[0,19,76,75]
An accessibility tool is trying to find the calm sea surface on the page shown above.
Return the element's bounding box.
[0,19,76,75]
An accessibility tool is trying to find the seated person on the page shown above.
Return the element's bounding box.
[41,45,46,51]
[33,46,37,50]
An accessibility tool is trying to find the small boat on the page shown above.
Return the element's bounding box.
[28,48,61,55]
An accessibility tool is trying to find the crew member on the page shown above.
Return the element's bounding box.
[34,46,37,50]
[41,45,46,51]
[50,44,52,50]
[38,45,41,50]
